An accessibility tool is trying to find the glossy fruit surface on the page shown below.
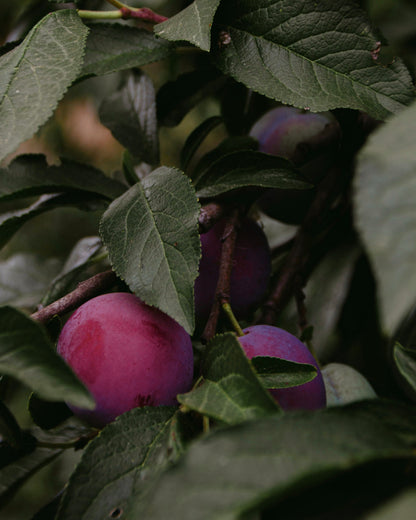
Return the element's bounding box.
[249,106,341,223]
[239,325,326,410]
[57,292,193,427]
[194,218,271,327]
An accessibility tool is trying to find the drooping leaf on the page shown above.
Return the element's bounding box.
[0,10,88,161]
[0,155,126,203]
[80,23,172,79]
[56,407,178,520]
[99,70,159,165]
[128,400,416,520]
[41,236,105,306]
[0,306,94,409]
[0,253,61,308]
[212,0,415,120]
[0,422,92,507]
[393,343,416,396]
[0,193,107,250]
[100,167,201,334]
[251,356,317,389]
[157,69,225,127]
[195,150,311,199]
[354,100,416,333]
[180,116,223,172]
[178,333,279,424]
[155,0,221,52]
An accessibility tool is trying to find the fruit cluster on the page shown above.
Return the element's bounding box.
[57,105,349,426]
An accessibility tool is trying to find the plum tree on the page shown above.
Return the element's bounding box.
[194,217,271,327]
[249,106,341,223]
[57,292,194,427]
[238,325,326,410]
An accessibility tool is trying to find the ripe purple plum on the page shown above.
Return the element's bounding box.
[249,106,341,223]
[239,325,326,410]
[195,218,271,327]
[57,292,194,427]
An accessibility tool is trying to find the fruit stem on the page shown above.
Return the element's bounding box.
[222,302,244,337]
[203,416,210,434]
[77,9,122,19]
[202,209,241,342]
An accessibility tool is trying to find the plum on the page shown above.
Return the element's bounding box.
[195,217,271,327]
[57,292,194,427]
[249,106,341,223]
[238,325,326,410]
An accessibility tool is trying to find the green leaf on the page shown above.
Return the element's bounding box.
[0,306,94,409]
[322,363,377,407]
[157,69,225,127]
[195,150,311,199]
[0,10,88,161]
[155,0,221,52]
[0,400,22,449]
[0,155,126,203]
[100,167,201,334]
[0,253,61,308]
[212,0,415,120]
[99,70,159,165]
[0,193,107,250]
[393,343,416,395]
[363,487,416,520]
[354,100,416,333]
[180,116,223,172]
[178,333,279,424]
[128,400,416,520]
[0,438,59,507]
[80,23,172,79]
[41,237,104,307]
[251,356,317,389]
[56,407,178,520]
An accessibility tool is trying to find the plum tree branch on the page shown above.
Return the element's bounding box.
[202,209,240,342]
[31,270,118,324]
[258,165,347,325]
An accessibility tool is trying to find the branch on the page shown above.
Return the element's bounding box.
[198,202,228,234]
[31,270,118,324]
[258,165,346,325]
[202,209,240,342]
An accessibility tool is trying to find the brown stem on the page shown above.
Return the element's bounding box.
[31,270,118,324]
[198,202,228,234]
[202,209,240,342]
[258,165,345,325]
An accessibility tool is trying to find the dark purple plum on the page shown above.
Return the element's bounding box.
[249,106,341,223]
[57,292,194,427]
[195,218,271,327]
[239,325,326,410]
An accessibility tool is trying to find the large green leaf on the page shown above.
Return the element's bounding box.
[212,0,415,120]
[354,100,416,333]
[195,150,310,198]
[0,155,126,202]
[0,306,94,409]
[80,23,172,79]
[155,0,221,52]
[0,10,88,161]
[100,167,201,334]
[56,407,178,520]
[128,400,416,519]
[99,70,159,165]
[178,333,279,424]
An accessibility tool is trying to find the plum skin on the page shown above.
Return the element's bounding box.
[249,106,341,223]
[194,218,271,327]
[57,292,194,427]
[239,325,326,410]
